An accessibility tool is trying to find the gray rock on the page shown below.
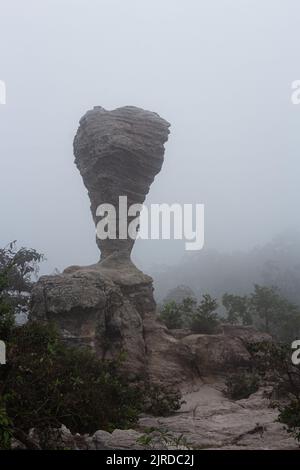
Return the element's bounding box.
[90,429,144,450]
[30,269,147,377]
[137,381,299,450]
[30,106,170,377]
[73,105,170,260]
[181,334,251,375]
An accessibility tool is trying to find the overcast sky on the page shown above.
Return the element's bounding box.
[0,0,299,274]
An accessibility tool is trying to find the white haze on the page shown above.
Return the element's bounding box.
[0,0,299,276]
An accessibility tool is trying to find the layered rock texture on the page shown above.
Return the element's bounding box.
[74,105,170,260]
[31,105,170,379]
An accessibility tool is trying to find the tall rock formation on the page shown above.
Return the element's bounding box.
[30,106,171,379]
[74,105,170,260]
[30,105,266,388]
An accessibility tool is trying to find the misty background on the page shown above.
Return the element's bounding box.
[0,0,299,301]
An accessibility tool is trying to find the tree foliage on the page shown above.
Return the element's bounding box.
[190,294,219,334]
[0,242,44,339]
[1,322,142,436]
[248,341,300,442]
[159,295,219,334]
[222,293,252,325]
[0,242,181,449]
[223,285,300,342]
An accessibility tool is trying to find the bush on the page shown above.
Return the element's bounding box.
[225,371,260,400]
[159,301,183,329]
[222,286,300,342]
[159,295,219,334]
[278,400,300,442]
[190,294,219,334]
[222,293,252,325]
[0,400,12,450]
[0,242,44,339]
[0,320,185,449]
[0,322,142,441]
[142,383,183,417]
[249,341,300,442]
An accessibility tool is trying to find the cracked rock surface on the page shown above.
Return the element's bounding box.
[137,381,298,449]
[89,381,298,450]
[30,382,298,450]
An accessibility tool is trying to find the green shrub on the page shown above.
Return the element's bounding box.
[250,341,300,442]
[278,400,300,442]
[142,383,183,417]
[225,371,260,400]
[222,293,252,325]
[137,427,191,449]
[222,285,300,342]
[190,294,219,334]
[0,400,12,450]
[0,320,185,449]
[159,301,183,329]
[159,295,219,334]
[0,322,142,439]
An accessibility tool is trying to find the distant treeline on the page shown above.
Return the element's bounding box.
[152,231,300,306]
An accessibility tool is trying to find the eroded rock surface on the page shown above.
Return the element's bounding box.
[27,383,297,450]
[85,383,297,450]
[31,106,170,378]
[136,381,298,449]
[74,105,170,260]
[30,269,148,378]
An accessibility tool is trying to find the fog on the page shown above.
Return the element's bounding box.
[0,0,299,278]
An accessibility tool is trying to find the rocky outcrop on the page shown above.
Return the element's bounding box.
[30,105,271,387]
[143,314,198,388]
[181,334,250,376]
[143,321,271,387]
[31,106,170,379]
[136,382,298,450]
[20,383,298,450]
[27,105,292,451]
[30,271,271,385]
[30,268,151,378]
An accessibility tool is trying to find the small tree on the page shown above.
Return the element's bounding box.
[190,294,219,334]
[159,301,183,329]
[159,297,198,329]
[250,285,300,341]
[179,297,197,328]
[222,293,252,325]
[0,242,44,329]
[250,285,281,333]
[1,322,142,439]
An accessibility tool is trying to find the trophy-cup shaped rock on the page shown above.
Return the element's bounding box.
[74,106,170,261]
